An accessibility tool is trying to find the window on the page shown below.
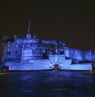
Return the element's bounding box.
[6,50,10,54]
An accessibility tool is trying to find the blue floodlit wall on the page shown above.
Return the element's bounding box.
[3,42,22,61]
[64,47,95,61]
[5,54,92,70]
[2,34,40,62]
[1,33,94,70]
[3,35,95,63]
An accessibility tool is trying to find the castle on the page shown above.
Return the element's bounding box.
[1,31,95,71]
[0,22,95,71]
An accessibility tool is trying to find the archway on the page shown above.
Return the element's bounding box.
[53,64,60,71]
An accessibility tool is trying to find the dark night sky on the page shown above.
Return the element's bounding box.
[0,0,95,50]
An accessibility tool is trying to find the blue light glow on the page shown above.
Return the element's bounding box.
[1,33,94,71]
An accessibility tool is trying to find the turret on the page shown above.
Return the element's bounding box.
[13,35,18,41]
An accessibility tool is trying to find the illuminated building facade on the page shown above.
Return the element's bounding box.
[1,33,95,71]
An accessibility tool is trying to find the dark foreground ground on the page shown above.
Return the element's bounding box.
[0,71,95,97]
